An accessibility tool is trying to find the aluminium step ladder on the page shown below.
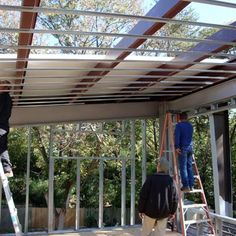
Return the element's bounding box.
[0,162,22,236]
[159,112,215,236]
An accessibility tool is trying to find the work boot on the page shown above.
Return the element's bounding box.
[5,169,13,178]
[3,164,13,178]
[2,160,13,178]
[1,157,13,178]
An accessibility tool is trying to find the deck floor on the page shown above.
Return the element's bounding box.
[0,226,182,236]
[47,227,181,236]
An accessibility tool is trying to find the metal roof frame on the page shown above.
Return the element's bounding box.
[0,0,235,125]
[1,3,236,30]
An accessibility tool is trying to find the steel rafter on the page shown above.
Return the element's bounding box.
[1,4,236,31]
[15,0,41,99]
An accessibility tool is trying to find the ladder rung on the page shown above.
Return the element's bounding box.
[162,150,172,153]
[183,204,206,209]
[189,189,203,193]
[185,219,211,225]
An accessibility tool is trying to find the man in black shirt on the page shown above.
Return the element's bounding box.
[0,80,13,177]
[138,158,178,236]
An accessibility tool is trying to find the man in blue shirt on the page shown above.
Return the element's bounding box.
[174,112,194,192]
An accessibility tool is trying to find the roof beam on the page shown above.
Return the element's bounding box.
[2,4,235,30]
[1,57,236,66]
[10,101,159,126]
[15,0,41,97]
[3,27,236,47]
[2,45,235,58]
[169,78,236,110]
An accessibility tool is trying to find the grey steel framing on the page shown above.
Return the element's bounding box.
[19,119,148,233]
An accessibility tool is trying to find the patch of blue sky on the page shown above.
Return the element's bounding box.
[190,2,236,24]
[142,0,236,25]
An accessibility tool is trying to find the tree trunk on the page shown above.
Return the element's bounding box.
[152,120,158,159]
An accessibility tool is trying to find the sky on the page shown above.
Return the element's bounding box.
[143,0,236,24]
[191,2,236,24]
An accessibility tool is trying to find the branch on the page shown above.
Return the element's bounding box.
[32,127,49,165]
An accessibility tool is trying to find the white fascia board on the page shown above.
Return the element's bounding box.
[10,101,159,126]
[170,79,236,111]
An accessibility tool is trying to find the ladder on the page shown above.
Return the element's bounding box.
[159,112,215,236]
[0,162,22,236]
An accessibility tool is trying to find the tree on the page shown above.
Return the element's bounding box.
[137,7,200,56]
[229,110,236,216]
[190,116,214,207]
[0,0,20,53]
[37,0,143,54]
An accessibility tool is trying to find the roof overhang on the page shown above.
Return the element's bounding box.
[11,101,160,126]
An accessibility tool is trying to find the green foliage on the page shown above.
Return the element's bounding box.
[190,116,214,208]
[8,128,29,175]
[85,215,98,227]
[229,110,236,215]
[137,7,200,56]
[8,128,43,205]
[7,112,236,225]
[6,115,160,211]
[30,180,48,206]
[0,0,20,53]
